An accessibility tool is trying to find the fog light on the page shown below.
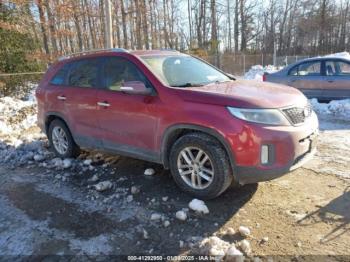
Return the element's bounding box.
[261,145,269,164]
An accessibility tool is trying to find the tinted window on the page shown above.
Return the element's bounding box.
[103,57,150,91]
[50,64,69,85]
[289,61,321,76]
[67,59,100,88]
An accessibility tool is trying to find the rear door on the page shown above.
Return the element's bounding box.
[63,58,103,148]
[323,59,350,100]
[41,63,71,127]
[286,60,325,99]
[96,56,161,162]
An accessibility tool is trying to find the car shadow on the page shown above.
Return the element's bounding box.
[91,156,258,254]
[0,138,258,255]
[297,186,350,243]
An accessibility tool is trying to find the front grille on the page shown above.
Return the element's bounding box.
[282,102,312,125]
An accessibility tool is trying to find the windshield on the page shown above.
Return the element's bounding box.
[141,55,231,87]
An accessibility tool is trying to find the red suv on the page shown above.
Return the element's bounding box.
[36,49,319,199]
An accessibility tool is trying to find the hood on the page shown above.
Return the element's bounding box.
[177,79,307,109]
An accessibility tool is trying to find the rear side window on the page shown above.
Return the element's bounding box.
[67,59,100,88]
[335,60,350,75]
[289,61,321,76]
[50,64,69,85]
[325,60,350,76]
[103,57,151,91]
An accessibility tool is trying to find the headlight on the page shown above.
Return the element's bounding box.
[227,107,290,126]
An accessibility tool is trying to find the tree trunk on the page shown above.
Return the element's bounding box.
[234,0,239,52]
[227,0,232,52]
[210,0,218,65]
[135,0,142,49]
[37,0,50,55]
[44,0,58,54]
[73,1,84,51]
[141,0,150,49]
[120,0,128,48]
[240,0,247,51]
[188,0,192,49]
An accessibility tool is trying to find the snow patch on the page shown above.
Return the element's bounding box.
[310,98,350,120]
[150,213,162,221]
[144,168,155,176]
[188,199,209,214]
[238,226,251,237]
[324,51,350,60]
[244,65,278,81]
[239,239,252,255]
[94,181,113,192]
[175,210,187,221]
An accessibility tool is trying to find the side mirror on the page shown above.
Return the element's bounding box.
[120,81,152,95]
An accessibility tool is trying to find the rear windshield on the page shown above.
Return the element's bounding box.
[141,55,230,87]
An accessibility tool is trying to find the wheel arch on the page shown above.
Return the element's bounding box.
[45,112,72,136]
[161,124,236,175]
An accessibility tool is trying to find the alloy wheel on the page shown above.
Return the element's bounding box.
[177,146,214,189]
[52,126,69,155]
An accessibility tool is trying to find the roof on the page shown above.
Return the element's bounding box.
[57,48,184,62]
[130,49,184,57]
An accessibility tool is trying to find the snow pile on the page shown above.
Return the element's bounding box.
[244,65,278,81]
[198,236,244,260]
[0,96,37,138]
[188,199,209,214]
[324,51,350,60]
[310,98,350,119]
[0,86,50,167]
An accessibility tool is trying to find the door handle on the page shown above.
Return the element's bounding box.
[57,95,66,100]
[328,80,334,83]
[97,101,110,107]
[290,79,297,83]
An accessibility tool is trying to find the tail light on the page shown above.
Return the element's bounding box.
[262,74,267,82]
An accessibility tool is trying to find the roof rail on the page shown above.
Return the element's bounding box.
[58,48,129,61]
[158,48,179,52]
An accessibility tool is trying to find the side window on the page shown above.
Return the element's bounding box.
[325,61,336,76]
[334,61,350,75]
[103,57,151,91]
[289,61,321,76]
[289,66,298,76]
[50,64,69,85]
[67,59,100,88]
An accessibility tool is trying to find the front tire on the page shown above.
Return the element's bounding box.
[48,119,80,158]
[169,133,233,199]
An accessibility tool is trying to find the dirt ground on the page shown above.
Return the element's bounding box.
[0,118,349,260]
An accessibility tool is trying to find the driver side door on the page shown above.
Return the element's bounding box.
[96,56,161,162]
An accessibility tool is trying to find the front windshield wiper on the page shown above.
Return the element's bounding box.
[171,83,204,88]
[214,79,233,84]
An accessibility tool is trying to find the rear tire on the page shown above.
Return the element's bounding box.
[48,119,80,158]
[169,133,233,199]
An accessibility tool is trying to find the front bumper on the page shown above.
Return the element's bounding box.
[232,113,319,185]
[236,146,317,184]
